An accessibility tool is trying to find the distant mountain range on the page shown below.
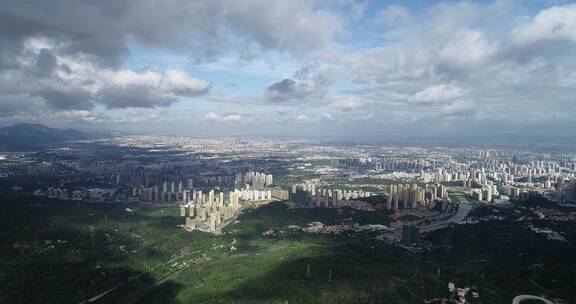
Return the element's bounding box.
[0,123,90,151]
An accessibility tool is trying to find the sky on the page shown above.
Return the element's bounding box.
[1,0,576,141]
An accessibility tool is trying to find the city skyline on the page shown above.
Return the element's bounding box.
[2,2,576,303]
[1,0,576,139]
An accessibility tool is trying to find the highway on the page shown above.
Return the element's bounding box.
[419,203,473,232]
[512,295,554,304]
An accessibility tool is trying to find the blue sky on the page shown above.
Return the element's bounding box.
[1,0,576,141]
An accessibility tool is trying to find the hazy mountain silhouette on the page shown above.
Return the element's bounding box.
[0,123,89,150]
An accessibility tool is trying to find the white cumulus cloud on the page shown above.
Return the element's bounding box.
[512,4,576,45]
[408,84,467,104]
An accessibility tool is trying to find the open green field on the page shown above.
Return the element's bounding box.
[0,198,221,303]
[0,197,441,304]
[1,194,575,303]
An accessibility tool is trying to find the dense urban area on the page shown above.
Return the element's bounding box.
[1,124,575,304]
[2,0,576,303]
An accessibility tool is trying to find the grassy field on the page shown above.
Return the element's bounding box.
[0,197,441,304]
[0,196,222,304]
[1,195,575,303]
[131,203,441,304]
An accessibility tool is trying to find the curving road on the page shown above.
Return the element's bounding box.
[441,203,472,224]
[419,203,473,232]
[512,295,554,304]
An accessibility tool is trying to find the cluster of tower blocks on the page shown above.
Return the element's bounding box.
[180,190,241,233]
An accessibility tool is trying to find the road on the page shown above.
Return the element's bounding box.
[419,203,473,232]
[512,295,554,304]
[79,250,203,303]
[442,203,472,224]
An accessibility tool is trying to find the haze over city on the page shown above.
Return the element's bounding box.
[1,0,576,140]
